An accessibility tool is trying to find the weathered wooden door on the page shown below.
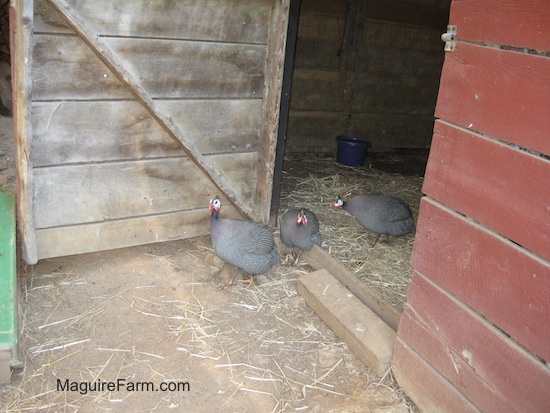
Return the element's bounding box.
[393,1,550,412]
[11,0,290,264]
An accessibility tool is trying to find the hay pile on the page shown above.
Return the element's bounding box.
[279,154,423,312]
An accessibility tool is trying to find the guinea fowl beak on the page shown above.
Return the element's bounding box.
[296,209,308,225]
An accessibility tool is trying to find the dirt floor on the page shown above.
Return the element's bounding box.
[0,113,421,412]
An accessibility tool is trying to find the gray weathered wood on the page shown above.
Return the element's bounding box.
[12,0,38,264]
[256,0,290,223]
[35,0,272,44]
[296,269,396,376]
[32,100,261,166]
[32,35,267,101]
[34,153,257,228]
[48,0,261,222]
[35,207,242,260]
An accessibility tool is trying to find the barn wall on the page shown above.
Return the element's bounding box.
[285,0,449,154]
[13,0,289,263]
[393,1,550,412]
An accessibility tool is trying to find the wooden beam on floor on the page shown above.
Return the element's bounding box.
[296,269,396,376]
[301,245,401,331]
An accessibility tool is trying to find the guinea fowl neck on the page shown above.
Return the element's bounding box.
[211,209,219,221]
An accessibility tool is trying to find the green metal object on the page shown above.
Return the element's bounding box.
[0,190,17,383]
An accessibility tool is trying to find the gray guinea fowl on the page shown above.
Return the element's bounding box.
[280,208,322,259]
[330,194,415,246]
[209,196,280,287]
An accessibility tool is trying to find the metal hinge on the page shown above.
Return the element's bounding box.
[441,25,457,51]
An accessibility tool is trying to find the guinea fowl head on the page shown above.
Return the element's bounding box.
[209,196,221,213]
[330,196,344,209]
[297,209,308,225]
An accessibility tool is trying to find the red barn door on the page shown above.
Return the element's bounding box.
[393,1,550,412]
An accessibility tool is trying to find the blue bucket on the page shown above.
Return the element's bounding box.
[336,136,370,166]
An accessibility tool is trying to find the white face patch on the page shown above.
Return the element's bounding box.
[297,213,308,225]
[331,197,344,208]
[209,197,222,211]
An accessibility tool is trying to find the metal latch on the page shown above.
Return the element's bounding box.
[441,25,457,51]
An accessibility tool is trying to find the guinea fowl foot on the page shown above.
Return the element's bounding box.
[294,250,304,266]
[238,277,256,288]
[219,264,239,290]
[370,234,391,247]
[284,247,303,266]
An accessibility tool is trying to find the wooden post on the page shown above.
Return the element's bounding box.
[257,0,291,224]
[269,0,301,226]
[339,0,367,135]
[10,0,38,264]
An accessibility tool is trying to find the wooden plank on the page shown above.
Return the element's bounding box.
[450,0,550,51]
[31,100,261,166]
[296,269,396,376]
[35,208,235,260]
[353,74,439,115]
[348,113,435,150]
[301,245,401,332]
[411,197,550,362]
[358,45,444,78]
[398,272,550,413]
[297,9,345,41]
[339,0,367,135]
[287,112,435,152]
[33,154,257,229]
[35,0,272,44]
[255,0,290,223]
[435,42,550,156]
[48,0,262,222]
[365,2,450,30]
[423,121,550,262]
[362,19,443,52]
[286,112,342,153]
[10,0,38,264]
[289,69,345,112]
[393,339,482,413]
[294,38,342,71]
[32,35,266,100]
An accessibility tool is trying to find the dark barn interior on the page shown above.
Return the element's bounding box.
[284,0,451,157]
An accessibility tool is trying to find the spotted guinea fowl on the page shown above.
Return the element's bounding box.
[330,194,415,246]
[209,196,280,287]
[280,208,321,262]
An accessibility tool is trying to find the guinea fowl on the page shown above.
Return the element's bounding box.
[330,194,415,246]
[280,208,322,262]
[209,196,280,288]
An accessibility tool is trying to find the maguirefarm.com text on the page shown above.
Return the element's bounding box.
[57,378,190,395]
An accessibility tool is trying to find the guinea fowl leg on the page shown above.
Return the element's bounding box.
[220,264,239,290]
[226,268,238,289]
[294,250,304,265]
[284,247,296,265]
[370,234,382,247]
